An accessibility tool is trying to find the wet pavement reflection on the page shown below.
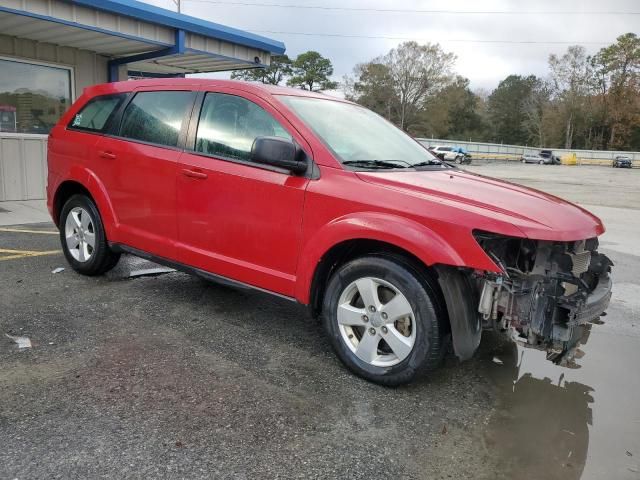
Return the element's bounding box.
[480,334,593,480]
[479,279,640,480]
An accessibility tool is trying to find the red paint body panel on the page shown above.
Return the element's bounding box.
[47,79,606,305]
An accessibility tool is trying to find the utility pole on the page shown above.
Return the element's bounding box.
[171,0,181,13]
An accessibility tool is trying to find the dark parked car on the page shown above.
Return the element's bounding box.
[539,150,561,164]
[612,155,632,168]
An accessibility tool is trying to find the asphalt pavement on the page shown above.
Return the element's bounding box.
[1,164,639,479]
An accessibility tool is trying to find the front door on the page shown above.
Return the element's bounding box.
[177,91,310,297]
[94,89,196,259]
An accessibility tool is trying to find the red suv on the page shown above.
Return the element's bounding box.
[47,79,612,385]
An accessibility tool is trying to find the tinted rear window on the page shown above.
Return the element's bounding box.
[119,91,194,147]
[69,94,126,133]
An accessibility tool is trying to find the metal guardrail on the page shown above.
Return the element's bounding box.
[416,138,640,165]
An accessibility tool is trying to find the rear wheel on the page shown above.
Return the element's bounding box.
[455,156,462,164]
[539,159,545,165]
[322,256,445,386]
[60,194,120,276]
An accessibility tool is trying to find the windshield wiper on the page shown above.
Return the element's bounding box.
[343,159,411,169]
[412,159,448,168]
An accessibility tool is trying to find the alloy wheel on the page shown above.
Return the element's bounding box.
[64,207,96,262]
[336,276,417,367]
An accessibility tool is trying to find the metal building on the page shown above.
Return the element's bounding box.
[0,0,285,201]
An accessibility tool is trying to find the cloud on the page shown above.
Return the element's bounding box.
[146,0,639,90]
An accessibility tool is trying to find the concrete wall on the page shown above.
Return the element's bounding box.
[417,138,640,164]
[0,34,108,201]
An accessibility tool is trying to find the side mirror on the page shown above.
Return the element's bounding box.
[250,136,308,175]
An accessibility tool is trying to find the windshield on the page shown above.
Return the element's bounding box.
[278,95,445,169]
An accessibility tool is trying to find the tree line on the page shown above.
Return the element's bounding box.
[231,33,640,151]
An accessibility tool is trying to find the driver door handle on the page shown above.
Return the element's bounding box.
[181,168,208,180]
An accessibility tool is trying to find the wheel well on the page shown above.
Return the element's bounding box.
[52,181,93,227]
[309,239,448,327]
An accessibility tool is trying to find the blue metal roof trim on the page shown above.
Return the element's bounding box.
[70,0,286,54]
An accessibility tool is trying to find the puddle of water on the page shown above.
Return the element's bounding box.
[480,302,640,480]
[481,337,593,480]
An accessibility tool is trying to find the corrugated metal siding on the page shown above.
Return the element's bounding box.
[0,0,174,49]
[0,34,108,200]
[0,135,48,200]
[186,32,271,66]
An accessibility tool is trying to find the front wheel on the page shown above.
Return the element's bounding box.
[322,256,445,386]
[539,159,545,165]
[455,156,462,164]
[60,194,120,276]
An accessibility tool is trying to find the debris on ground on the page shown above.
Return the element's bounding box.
[129,267,175,278]
[51,267,65,274]
[492,357,504,365]
[5,334,32,349]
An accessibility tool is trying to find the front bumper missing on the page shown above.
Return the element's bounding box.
[477,251,613,365]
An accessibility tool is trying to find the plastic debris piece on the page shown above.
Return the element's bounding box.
[492,357,503,365]
[5,334,32,349]
[129,267,175,278]
[52,267,65,274]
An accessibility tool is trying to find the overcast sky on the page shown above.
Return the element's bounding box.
[144,0,638,92]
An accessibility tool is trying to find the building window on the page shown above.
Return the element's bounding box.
[0,58,72,135]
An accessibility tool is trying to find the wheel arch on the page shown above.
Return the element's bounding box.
[52,171,117,239]
[297,212,466,302]
[53,180,93,227]
[308,238,443,317]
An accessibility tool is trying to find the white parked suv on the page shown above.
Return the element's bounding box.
[429,145,467,164]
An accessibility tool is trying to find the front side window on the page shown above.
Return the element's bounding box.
[119,91,194,147]
[69,94,126,133]
[0,58,72,134]
[195,92,290,161]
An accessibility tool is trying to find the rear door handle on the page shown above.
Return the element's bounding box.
[98,151,116,159]
[181,168,208,180]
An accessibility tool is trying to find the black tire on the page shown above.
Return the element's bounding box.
[455,156,462,164]
[539,159,544,165]
[322,256,445,386]
[59,194,120,276]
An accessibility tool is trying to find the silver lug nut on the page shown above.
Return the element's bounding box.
[362,315,369,322]
[369,328,376,335]
[368,305,376,313]
[381,312,388,320]
[381,326,388,334]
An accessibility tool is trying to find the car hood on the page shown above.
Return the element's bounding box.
[356,169,605,241]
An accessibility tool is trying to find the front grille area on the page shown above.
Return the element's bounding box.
[570,250,592,277]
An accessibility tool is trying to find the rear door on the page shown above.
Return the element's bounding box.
[176,89,311,297]
[93,88,196,259]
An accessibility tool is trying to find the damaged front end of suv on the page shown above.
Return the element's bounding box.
[472,232,613,365]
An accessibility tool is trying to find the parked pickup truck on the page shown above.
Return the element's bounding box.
[538,149,561,165]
